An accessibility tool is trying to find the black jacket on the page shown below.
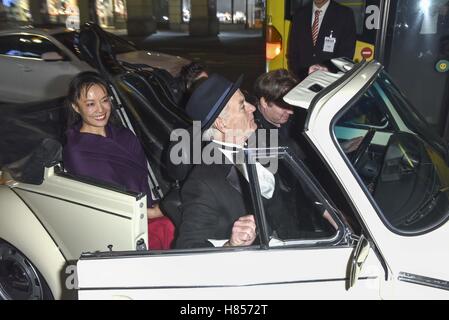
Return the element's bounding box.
[288,0,356,79]
[175,143,301,249]
[175,145,253,249]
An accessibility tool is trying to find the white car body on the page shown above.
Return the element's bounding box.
[0,167,148,300]
[0,28,188,103]
[74,61,449,300]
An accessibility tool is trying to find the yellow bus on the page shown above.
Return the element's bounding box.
[266,0,380,71]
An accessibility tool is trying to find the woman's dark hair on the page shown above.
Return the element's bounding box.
[253,69,298,105]
[65,71,120,128]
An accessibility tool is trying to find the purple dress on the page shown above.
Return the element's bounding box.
[63,124,153,207]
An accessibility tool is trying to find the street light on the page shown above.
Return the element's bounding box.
[420,0,431,12]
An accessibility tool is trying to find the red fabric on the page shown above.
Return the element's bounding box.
[147,217,175,250]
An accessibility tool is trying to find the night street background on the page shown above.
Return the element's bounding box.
[125,29,265,92]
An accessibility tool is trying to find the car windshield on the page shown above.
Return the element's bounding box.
[333,70,449,235]
[53,31,136,59]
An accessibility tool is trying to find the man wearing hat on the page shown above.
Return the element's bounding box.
[174,73,340,249]
[174,74,261,249]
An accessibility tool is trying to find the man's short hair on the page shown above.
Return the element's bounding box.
[254,69,298,104]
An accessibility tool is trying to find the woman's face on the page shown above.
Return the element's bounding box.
[73,84,111,134]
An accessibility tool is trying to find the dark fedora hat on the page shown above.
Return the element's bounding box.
[185,73,243,130]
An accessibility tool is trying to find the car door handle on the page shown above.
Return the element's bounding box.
[17,64,32,72]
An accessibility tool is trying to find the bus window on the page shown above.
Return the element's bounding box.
[384,0,449,134]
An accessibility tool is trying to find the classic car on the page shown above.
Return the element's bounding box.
[75,59,449,300]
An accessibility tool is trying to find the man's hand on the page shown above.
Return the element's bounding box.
[147,203,164,219]
[341,136,364,154]
[308,64,329,75]
[227,215,257,247]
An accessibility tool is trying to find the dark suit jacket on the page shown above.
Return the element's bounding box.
[175,158,252,249]
[175,143,301,249]
[288,0,356,79]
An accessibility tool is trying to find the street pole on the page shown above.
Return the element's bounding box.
[245,0,248,29]
[231,0,234,24]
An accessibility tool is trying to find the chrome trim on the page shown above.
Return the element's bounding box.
[78,276,379,291]
[398,272,449,291]
[0,54,42,61]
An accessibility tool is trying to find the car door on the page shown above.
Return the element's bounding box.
[12,166,149,262]
[0,35,23,102]
[13,34,82,102]
[76,149,385,300]
[306,61,449,299]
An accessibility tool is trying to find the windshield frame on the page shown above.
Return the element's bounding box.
[331,71,449,237]
[245,147,349,249]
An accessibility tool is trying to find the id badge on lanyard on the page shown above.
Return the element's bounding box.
[323,30,336,53]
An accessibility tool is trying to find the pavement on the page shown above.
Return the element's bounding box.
[123,29,266,92]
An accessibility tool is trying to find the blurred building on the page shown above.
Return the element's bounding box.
[1,0,31,25]
[0,0,264,35]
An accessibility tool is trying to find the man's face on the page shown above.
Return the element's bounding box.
[261,100,294,126]
[220,90,257,144]
[313,0,329,8]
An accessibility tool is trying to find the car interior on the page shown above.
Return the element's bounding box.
[335,81,449,234]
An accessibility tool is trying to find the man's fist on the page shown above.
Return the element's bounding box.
[229,215,257,247]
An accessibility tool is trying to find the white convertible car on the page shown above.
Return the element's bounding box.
[1,59,449,300]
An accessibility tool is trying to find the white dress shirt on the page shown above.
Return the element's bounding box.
[311,0,331,33]
[213,140,275,200]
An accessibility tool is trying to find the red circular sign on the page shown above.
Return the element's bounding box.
[361,47,373,59]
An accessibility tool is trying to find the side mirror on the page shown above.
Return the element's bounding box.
[348,234,370,290]
[41,51,64,62]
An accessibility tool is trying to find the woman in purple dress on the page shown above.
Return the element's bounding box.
[63,72,174,250]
